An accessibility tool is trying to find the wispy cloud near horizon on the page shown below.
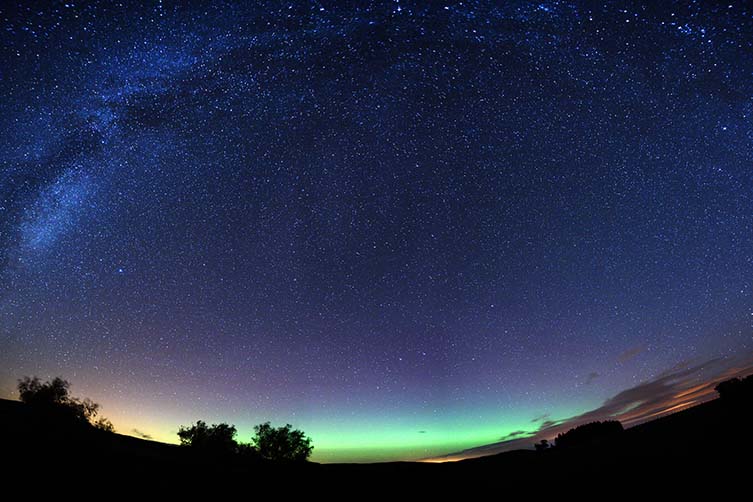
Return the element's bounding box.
[130,429,153,440]
[428,353,753,462]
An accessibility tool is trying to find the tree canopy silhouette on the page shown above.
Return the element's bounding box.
[715,375,753,414]
[18,376,70,405]
[715,375,753,400]
[17,376,112,430]
[252,422,313,462]
[554,420,624,450]
[177,420,239,455]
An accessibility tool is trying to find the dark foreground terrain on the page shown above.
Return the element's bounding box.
[2,392,750,491]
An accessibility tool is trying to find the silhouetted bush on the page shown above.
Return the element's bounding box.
[554,421,624,450]
[17,376,111,429]
[177,420,239,455]
[715,378,741,399]
[252,422,313,462]
[715,375,753,401]
[534,439,550,451]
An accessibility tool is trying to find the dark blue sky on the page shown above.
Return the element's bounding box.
[1,1,752,462]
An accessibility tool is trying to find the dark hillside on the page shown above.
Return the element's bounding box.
[2,386,751,489]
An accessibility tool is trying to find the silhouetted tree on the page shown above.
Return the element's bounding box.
[17,376,111,428]
[237,441,262,463]
[715,375,753,412]
[715,378,743,399]
[715,376,753,399]
[18,376,70,405]
[177,420,239,455]
[252,422,313,462]
[554,421,624,450]
[534,439,550,451]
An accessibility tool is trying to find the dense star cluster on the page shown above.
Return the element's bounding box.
[1,1,752,462]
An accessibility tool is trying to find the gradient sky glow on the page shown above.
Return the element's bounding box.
[1,1,752,463]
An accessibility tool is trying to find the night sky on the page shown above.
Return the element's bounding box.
[2,1,753,463]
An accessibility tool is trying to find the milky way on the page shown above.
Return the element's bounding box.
[1,1,752,462]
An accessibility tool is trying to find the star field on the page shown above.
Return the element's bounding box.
[1,1,752,462]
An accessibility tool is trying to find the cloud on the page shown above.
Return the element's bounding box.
[131,428,153,440]
[538,419,561,429]
[499,430,529,441]
[585,372,599,385]
[617,346,645,364]
[417,430,427,434]
[427,353,753,462]
[530,413,549,423]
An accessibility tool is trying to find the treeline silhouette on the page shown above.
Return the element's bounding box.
[12,376,313,464]
[177,419,312,462]
[535,420,624,451]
